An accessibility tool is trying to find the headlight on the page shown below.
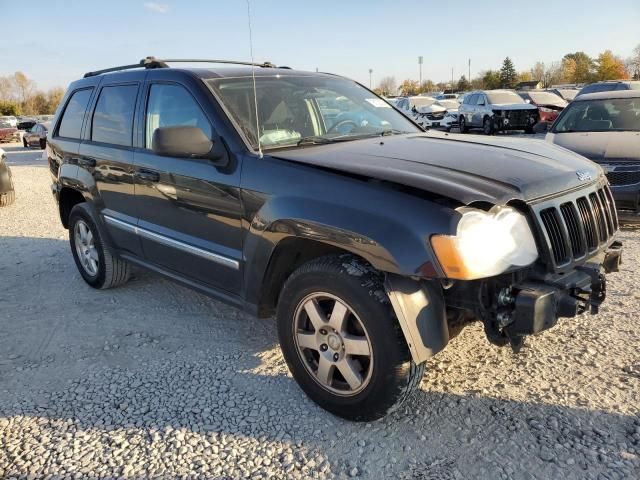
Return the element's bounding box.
[431,206,538,280]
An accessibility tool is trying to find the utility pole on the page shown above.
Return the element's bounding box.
[468,58,471,83]
[369,68,373,89]
[451,68,454,90]
[418,56,423,86]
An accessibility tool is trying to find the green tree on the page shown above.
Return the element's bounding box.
[561,52,594,83]
[499,57,517,88]
[456,75,471,91]
[482,70,501,89]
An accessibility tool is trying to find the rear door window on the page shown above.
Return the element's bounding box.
[91,85,139,147]
[58,88,93,139]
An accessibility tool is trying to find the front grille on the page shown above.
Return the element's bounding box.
[504,110,530,125]
[536,185,617,269]
[606,170,640,186]
[425,112,445,120]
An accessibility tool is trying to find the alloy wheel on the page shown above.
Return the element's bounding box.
[74,220,99,276]
[293,292,373,396]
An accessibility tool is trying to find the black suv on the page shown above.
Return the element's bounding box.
[48,57,622,421]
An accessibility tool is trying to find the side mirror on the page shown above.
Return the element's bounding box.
[152,126,228,166]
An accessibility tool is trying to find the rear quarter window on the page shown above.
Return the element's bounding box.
[57,89,93,139]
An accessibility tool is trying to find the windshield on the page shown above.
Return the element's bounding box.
[486,91,525,104]
[552,97,640,133]
[528,92,567,106]
[208,75,419,150]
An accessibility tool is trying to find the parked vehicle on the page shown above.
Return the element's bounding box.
[0,147,15,206]
[22,121,50,149]
[50,57,621,421]
[576,80,640,98]
[17,119,38,131]
[0,116,18,128]
[518,90,567,123]
[458,90,539,134]
[434,99,460,131]
[435,93,458,101]
[0,120,18,143]
[396,96,453,129]
[546,88,579,102]
[546,90,640,222]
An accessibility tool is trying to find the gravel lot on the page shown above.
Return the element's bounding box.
[1,140,639,479]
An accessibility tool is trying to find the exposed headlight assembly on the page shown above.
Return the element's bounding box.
[431,206,538,280]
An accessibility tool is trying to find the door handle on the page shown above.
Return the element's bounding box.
[136,169,160,183]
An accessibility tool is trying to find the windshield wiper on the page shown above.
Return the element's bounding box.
[295,130,409,147]
[296,136,344,146]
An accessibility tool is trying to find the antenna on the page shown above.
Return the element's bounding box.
[246,0,263,158]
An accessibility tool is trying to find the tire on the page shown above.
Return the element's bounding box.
[23,137,28,148]
[39,138,46,149]
[0,189,15,207]
[483,116,494,135]
[68,203,131,289]
[277,254,425,421]
[458,116,467,133]
[525,126,534,134]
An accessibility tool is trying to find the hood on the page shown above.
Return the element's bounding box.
[417,104,446,114]
[272,133,602,205]
[546,131,640,163]
[491,103,539,111]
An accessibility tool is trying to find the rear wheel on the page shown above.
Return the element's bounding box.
[277,255,425,421]
[459,116,467,133]
[39,138,46,149]
[69,203,131,289]
[22,137,28,148]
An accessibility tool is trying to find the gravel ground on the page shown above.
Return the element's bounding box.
[0,141,639,480]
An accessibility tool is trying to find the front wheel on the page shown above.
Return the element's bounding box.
[69,203,131,289]
[277,255,425,421]
[458,116,468,133]
[483,116,495,135]
[23,137,28,148]
[39,138,46,149]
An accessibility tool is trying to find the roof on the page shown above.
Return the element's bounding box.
[573,89,640,101]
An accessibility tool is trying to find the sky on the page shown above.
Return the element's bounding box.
[1,0,639,91]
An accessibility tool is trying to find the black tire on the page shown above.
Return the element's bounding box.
[39,138,46,149]
[23,137,28,148]
[0,189,15,207]
[525,126,534,134]
[483,116,494,135]
[458,116,467,133]
[68,203,131,289]
[277,254,425,421]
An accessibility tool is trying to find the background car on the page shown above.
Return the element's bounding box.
[576,80,640,98]
[0,119,19,143]
[0,147,15,206]
[0,115,18,128]
[546,90,640,221]
[546,88,579,102]
[22,121,50,149]
[518,90,567,124]
[17,119,37,131]
[458,89,539,134]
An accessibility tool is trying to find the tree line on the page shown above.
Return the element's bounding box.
[0,72,64,116]
[375,45,639,96]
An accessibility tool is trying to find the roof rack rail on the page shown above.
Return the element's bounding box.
[83,56,277,78]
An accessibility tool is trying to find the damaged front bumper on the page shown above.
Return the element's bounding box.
[385,241,622,364]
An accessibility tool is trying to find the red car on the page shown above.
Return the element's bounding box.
[0,120,18,143]
[518,90,568,124]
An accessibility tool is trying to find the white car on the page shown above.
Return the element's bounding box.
[396,96,461,129]
[0,116,17,128]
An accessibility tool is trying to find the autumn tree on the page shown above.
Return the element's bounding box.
[517,71,533,83]
[399,79,420,96]
[499,57,517,88]
[530,62,546,82]
[419,80,436,93]
[561,52,594,84]
[14,71,35,107]
[377,76,398,96]
[595,50,629,80]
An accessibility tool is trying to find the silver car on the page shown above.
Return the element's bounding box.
[458,90,539,135]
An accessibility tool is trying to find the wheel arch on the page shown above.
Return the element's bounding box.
[58,187,87,228]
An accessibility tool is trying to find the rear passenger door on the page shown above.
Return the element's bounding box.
[133,79,243,294]
[79,80,143,257]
